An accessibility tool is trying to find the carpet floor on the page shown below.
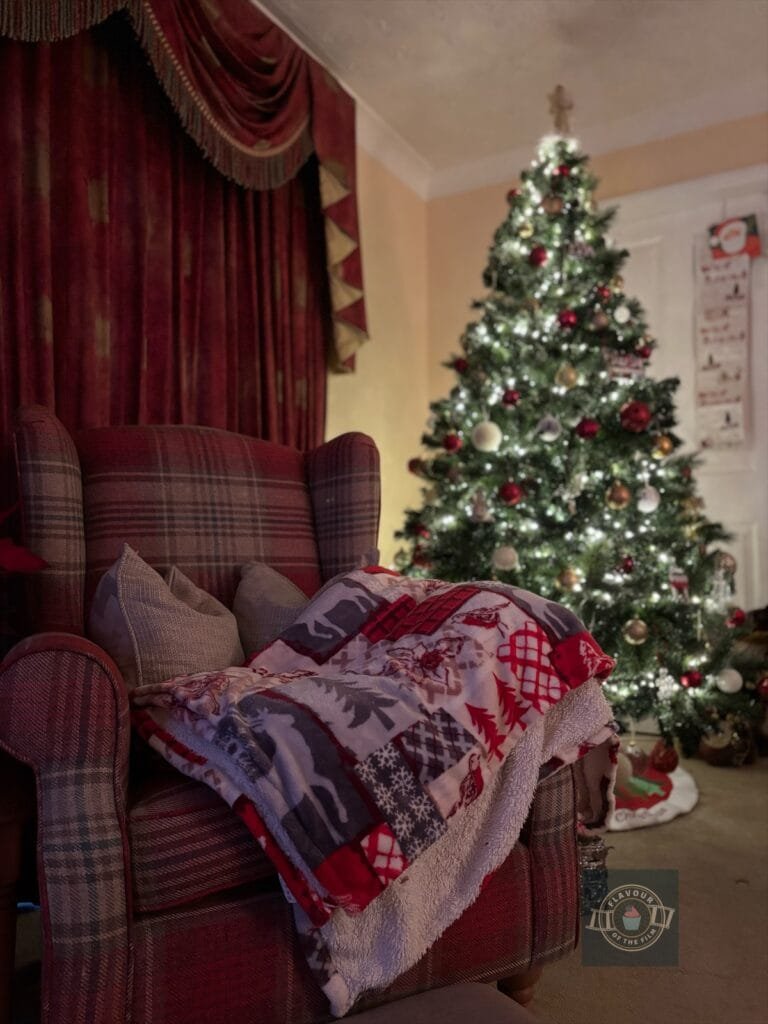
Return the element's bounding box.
[533,749,768,1024]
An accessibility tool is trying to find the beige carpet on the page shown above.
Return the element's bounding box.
[533,751,768,1024]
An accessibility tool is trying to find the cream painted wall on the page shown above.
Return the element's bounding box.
[330,114,768,565]
[325,148,428,566]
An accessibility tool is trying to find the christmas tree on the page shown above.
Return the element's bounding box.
[395,95,763,754]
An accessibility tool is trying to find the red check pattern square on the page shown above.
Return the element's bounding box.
[360,824,409,885]
[498,625,564,712]
[389,586,480,639]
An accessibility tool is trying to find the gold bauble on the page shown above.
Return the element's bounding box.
[681,496,704,519]
[623,618,649,645]
[652,434,674,459]
[523,297,541,312]
[715,551,737,574]
[612,275,624,291]
[518,221,534,239]
[605,480,631,510]
[542,194,564,215]
[556,567,582,591]
[591,311,610,330]
[555,362,579,389]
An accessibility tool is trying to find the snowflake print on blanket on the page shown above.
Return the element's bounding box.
[356,742,446,860]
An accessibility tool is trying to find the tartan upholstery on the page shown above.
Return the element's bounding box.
[2,406,579,1024]
[0,633,131,1024]
[306,431,380,581]
[14,406,87,634]
[129,767,275,913]
[76,423,323,610]
[526,765,579,965]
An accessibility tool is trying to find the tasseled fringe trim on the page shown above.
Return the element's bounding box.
[127,0,315,192]
[0,0,123,40]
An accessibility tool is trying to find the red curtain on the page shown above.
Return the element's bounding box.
[0,14,330,449]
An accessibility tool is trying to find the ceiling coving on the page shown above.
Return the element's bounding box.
[257,0,768,197]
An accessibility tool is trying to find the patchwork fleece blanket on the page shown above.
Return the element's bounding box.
[132,567,618,1016]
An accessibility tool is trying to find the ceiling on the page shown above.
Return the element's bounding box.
[257,0,768,197]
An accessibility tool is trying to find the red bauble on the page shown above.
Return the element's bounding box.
[558,309,578,328]
[498,481,524,506]
[727,608,747,628]
[453,357,469,374]
[555,164,572,177]
[756,676,768,703]
[681,671,703,688]
[442,433,462,452]
[413,523,430,539]
[650,740,679,773]
[637,344,653,360]
[596,285,612,302]
[620,555,635,573]
[681,466,692,480]
[408,457,427,476]
[528,245,548,267]
[620,400,652,433]
[575,417,600,439]
[411,545,432,568]
[506,187,520,203]
[502,388,521,406]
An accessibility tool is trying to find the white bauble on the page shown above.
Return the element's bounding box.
[491,545,520,571]
[614,304,632,324]
[536,415,562,442]
[471,420,503,452]
[715,668,743,694]
[637,484,661,513]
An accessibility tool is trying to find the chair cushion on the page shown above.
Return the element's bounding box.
[87,544,244,688]
[233,561,309,656]
[129,766,277,913]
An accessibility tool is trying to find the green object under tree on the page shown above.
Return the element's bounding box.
[395,133,763,755]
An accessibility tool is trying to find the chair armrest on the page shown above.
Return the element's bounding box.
[0,632,132,1023]
[306,431,381,581]
[525,765,579,964]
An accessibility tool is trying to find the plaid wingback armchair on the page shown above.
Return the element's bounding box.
[0,406,580,1024]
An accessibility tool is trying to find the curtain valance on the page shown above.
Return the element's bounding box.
[1,0,367,369]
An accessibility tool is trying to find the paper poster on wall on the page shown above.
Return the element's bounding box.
[694,253,750,448]
[707,214,761,260]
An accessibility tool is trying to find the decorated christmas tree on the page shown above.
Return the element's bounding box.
[395,90,765,755]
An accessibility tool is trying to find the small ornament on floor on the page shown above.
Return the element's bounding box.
[578,835,611,913]
[698,714,755,766]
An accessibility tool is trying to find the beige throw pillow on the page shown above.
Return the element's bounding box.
[232,562,309,655]
[88,544,244,688]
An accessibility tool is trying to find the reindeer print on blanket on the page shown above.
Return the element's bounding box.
[214,693,375,862]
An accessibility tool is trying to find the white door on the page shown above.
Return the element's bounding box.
[609,166,768,612]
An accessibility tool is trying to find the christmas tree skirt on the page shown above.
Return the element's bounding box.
[607,758,698,831]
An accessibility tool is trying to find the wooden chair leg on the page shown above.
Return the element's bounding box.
[497,965,544,1007]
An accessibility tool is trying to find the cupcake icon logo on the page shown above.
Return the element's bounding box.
[586,883,675,952]
[622,904,642,932]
